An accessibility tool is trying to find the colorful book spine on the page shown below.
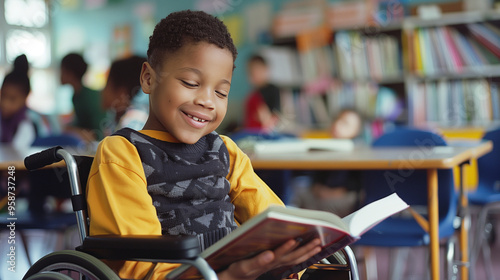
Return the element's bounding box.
[467,23,500,59]
[442,26,464,72]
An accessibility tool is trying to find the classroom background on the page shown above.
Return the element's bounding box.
[4,0,500,139]
[1,0,500,279]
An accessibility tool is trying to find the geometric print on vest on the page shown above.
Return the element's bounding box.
[113,128,237,250]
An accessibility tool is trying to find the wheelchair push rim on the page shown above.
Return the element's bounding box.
[23,250,120,280]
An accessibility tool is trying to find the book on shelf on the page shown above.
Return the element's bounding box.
[449,27,478,69]
[306,94,331,125]
[413,27,424,75]
[467,35,500,65]
[350,32,369,79]
[327,0,368,30]
[452,29,484,68]
[467,23,500,59]
[421,28,436,74]
[403,28,415,73]
[442,26,464,72]
[334,31,355,80]
[428,27,448,72]
[491,82,500,120]
[410,78,498,126]
[434,27,454,72]
[259,46,303,87]
[166,193,409,280]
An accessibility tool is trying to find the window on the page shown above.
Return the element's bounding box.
[1,0,55,113]
[5,0,48,28]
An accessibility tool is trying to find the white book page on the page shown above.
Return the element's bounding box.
[253,138,354,154]
[342,193,409,237]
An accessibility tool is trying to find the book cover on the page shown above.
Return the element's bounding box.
[402,28,414,73]
[435,27,456,72]
[491,82,500,120]
[370,36,383,80]
[456,33,484,67]
[449,28,477,68]
[365,37,377,79]
[410,82,427,126]
[166,193,408,280]
[428,27,448,73]
[413,28,424,75]
[468,36,500,65]
[335,31,355,80]
[482,22,500,39]
[468,23,500,59]
[442,26,464,72]
[421,28,437,75]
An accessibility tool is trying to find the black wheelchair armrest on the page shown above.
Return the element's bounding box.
[76,235,201,261]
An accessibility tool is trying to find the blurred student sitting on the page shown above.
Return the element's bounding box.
[101,55,148,134]
[292,109,364,217]
[60,53,107,141]
[0,54,46,149]
[243,54,281,132]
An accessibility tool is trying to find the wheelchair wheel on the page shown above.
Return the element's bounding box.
[25,271,74,280]
[23,250,121,280]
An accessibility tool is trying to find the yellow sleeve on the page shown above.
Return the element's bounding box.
[86,136,180,280]
[221,135,285,224]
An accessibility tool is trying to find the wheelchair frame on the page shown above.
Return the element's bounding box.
[22,146,359,280]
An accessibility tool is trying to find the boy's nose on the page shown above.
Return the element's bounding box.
[194,88,215,109]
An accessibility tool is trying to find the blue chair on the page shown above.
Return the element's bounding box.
[468,128,500,280]
[31,133,84,147]
[354,127,459,280]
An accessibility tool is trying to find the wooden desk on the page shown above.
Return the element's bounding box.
[0,145,46,170]
[248,141,493,280]
[0,145,91,170]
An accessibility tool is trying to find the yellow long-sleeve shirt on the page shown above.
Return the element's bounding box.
[86,130,284,279]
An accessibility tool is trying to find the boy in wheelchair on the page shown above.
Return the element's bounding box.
[86,10,322,280]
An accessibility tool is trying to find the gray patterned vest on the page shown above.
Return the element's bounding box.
[114,128,237,250]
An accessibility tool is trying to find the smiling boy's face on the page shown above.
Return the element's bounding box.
[140,41,234,144]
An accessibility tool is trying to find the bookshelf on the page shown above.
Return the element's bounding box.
[404,11,500,128]
[269,4,500,135]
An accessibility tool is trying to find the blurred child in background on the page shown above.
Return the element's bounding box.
[0,54,41,149]
[330,109,363,140]
[60,53,107,141]
[243,54,281,132]
[101,55,148,134]
[292,109,364,217]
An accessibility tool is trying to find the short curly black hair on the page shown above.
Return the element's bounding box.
[147,10,238,69]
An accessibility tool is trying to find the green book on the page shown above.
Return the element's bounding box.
[468,36,500,64]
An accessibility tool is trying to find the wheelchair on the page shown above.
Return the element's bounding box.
[22,146,360,280]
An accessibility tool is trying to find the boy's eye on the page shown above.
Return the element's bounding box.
[181,80,197,87]
[216,90,228,98]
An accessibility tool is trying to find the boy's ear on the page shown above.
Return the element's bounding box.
[140,62,154,94]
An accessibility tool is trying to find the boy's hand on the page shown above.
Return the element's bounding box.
[217,238,322,280]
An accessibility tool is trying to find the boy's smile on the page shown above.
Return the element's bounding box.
[140,41,234,144]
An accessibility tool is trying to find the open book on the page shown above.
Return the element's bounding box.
[252,138,355,154]
[166,193,408,280]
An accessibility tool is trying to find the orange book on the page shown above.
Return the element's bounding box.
[403,28,414,73]
[166,193,408,279]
